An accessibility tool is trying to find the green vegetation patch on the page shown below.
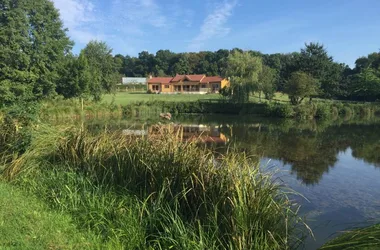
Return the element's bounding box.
[321,224,380,250]
[1,123,310,249]
[102,92,220,105]
[0,181,102,250]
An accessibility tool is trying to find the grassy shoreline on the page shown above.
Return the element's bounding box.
[38,96,380,122]
[1,119,310,249]
[0,181,106,249]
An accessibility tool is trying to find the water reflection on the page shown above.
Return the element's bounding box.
[85,115,380,249]
[120,123,228,145]
[87,116,380,186]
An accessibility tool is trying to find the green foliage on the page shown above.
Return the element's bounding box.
[1,124,309,249]
[0,0,72,106]
[82,41,120,101]
[349,68,380,101]
[224,50,263,103]
[320,224,380,250]
[285,71,319,105]
[264,103,295,118]
[0,181,103,250]
[56,53,92,99]
[315,103,332,119]
[259,65,277,100]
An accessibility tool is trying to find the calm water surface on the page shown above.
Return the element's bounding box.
[87,115,380,249]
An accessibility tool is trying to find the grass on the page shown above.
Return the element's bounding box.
[102,92,290,106]
[320,224,380,249]
[0,181,105,250]
[103,92,220,105]
[1,123,310,249]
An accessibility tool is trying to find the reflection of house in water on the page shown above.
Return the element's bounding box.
[122,124,227,144]
[181,125,227,144]
[148,124,227,144]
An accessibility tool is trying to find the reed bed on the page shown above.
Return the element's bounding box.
[2,123,309,249]
[320,224,380,249]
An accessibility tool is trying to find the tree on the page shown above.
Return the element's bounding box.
[348,51,380,101]
[137,51,154,76]
[224,51,263,103]
[56,53,91,100]
[258,65,276,100]
[154,50,176,76]
[284,71,319,105]
[349,68,380,101]
[173,54,191,75]
[82,41,119,101]
[296,42,343,98]
[113,54,125,75]
[0,0,72,106]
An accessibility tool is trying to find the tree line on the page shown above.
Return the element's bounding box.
[117,45,380,103]
[1,0,380,108]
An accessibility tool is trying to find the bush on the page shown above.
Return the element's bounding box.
[264,103,295,118]
[315,103,332,119]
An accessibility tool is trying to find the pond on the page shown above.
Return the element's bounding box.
[86,114,380,250]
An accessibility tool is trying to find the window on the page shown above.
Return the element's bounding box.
[165,85,169,89]
[201,84,206,88]
[183,85,190,92]
[174,86,181,92]
[152,85,159,91]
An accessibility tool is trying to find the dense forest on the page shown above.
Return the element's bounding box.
[1,0,380,107]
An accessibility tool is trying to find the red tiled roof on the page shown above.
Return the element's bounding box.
[201,76,223,83]
[148,77,173,84]
[172,74,205,82]
[186,75,205,81]
[148,75,224,84]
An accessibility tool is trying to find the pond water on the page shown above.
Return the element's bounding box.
[86,115,380,249]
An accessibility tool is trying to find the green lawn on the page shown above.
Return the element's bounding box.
[103,92,220,105]
[103,92,292,106]
[250,92,290,103]
[0,181,102,250]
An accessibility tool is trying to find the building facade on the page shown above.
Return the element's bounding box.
[147,74,230,94]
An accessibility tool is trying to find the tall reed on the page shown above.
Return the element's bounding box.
[2,124,310,249]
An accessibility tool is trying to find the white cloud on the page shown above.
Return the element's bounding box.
[50,0,179,54]
[50,0,102,44]
[110,0,168,36]
[188,0,237,51]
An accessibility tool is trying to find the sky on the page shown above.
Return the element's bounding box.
[51,0,380,67]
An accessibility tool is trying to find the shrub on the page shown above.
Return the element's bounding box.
[315,103,332,119]
[264,103,295,118]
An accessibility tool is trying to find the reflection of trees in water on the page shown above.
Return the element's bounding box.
[85,116,380,185]
[227,123,380,185]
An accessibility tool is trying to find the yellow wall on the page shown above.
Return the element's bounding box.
[221,79,230,88]
[148,83,161,92]
[160,83,173,93]
[148,78,229,93]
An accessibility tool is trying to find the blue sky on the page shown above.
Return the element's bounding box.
[51,0,380,67]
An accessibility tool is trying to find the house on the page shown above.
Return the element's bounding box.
[147,74,230,94]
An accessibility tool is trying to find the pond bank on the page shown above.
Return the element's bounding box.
[38,98,380,121]
[0,121,310,249]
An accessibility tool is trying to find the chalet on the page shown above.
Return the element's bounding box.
[147,74,230,94]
